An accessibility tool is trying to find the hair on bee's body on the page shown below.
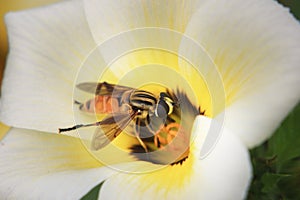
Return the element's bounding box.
[59,82,180,153]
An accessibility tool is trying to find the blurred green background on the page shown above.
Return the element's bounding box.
[278,0,300,19]
[248,104,300,200]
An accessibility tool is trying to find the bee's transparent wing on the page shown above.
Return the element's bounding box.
[77,82,135,96]
[91,111,137,150]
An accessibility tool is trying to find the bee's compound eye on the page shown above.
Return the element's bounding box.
[155,100,169,118]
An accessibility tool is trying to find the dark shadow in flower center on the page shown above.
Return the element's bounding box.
[130,142,190,166]
[129,90,204,166]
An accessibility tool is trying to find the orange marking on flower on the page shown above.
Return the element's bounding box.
[154,123,183,149]
[153,122,190,165]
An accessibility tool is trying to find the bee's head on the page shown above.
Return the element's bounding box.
[154,92,175,118]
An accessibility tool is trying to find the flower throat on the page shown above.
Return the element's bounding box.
[59,82,203,166]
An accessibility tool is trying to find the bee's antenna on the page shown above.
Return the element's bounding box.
[74,100,82,105]
[58,121,101,133]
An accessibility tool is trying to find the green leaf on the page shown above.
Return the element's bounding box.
[267,104,300,172]
[261,173,289,193]
[247,102,300,200]
[80,182,104,200]
[278,0,300,20]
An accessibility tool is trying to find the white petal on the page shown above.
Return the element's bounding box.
[99,116,252,200]
[0,128,119,200]
[81,0,209,102]
[0,0,98,132]
[83,0,201,44]
[180,0,300,147]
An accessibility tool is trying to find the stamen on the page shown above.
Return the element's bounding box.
[130,122,190,166]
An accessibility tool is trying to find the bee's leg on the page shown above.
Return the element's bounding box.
[154,134,161,148]
[135,118,148,153]
[74,100,82,105]
[145,115,156,136]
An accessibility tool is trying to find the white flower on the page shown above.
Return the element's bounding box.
[0,0,299,199]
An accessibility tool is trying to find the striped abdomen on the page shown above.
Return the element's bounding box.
[129,90,157,113]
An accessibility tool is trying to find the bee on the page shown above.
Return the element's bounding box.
[59,82,178,152]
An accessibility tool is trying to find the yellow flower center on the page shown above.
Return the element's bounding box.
[72,43,219,169]
[126,144,198,196]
